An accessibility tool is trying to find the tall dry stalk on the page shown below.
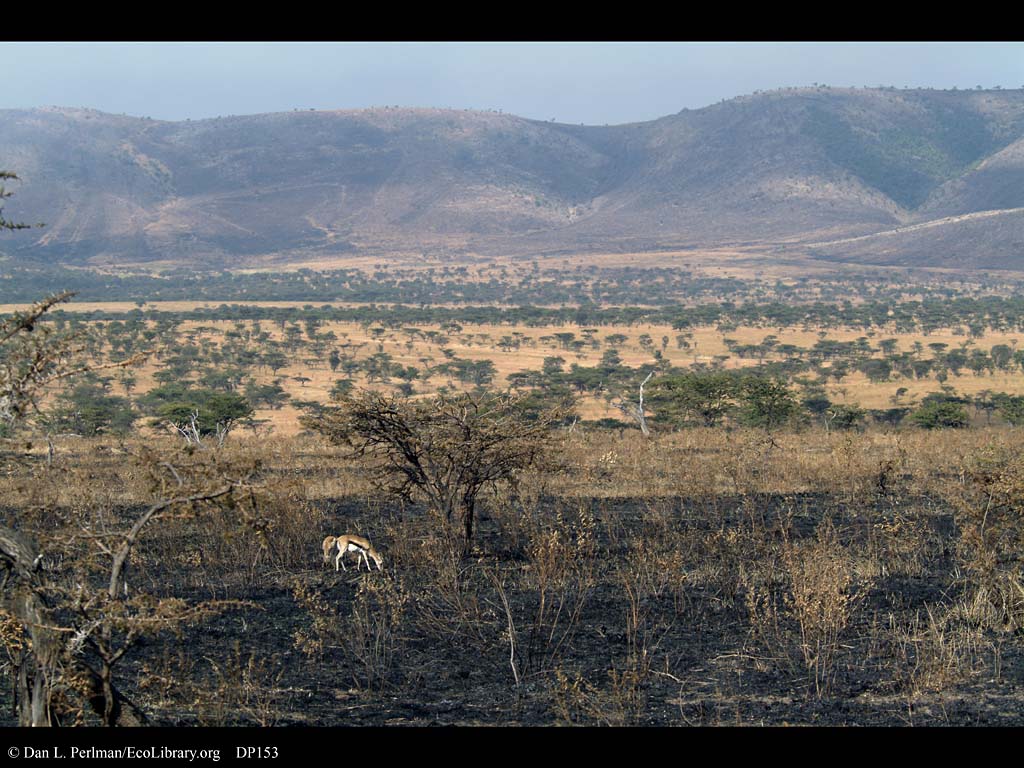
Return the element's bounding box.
[781,518,867,698]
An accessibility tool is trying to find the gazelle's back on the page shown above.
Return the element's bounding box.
[338,534,372,550]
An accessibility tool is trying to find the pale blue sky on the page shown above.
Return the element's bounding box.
[3,42,1023,126]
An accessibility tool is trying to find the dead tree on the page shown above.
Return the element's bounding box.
[304,390,569,547]
[0,453,256,726]
[614,370,655,436]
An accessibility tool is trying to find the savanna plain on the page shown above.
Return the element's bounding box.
[3,252,1024,727]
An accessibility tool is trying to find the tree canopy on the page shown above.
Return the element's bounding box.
[303,389,569,545]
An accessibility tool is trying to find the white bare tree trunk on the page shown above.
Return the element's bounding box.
[616,371,654,436]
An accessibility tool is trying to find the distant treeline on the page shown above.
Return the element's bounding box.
[40,296,1024,335]
[1,261,1021,311]
[4,263,740,304]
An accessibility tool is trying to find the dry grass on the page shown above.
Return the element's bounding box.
[4,423,1024,725]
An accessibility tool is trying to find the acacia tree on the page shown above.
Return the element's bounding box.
[648,371,738,427]
[738,377,799,431]
[0,448,258,726]
[152,390,254,447]
[304,390,568,546]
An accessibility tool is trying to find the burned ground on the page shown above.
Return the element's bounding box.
[3,432,1020,728]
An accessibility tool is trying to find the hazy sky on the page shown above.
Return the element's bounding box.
[3,42,1023,125]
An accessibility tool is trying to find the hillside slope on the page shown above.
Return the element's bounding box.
[3,88,1024,269]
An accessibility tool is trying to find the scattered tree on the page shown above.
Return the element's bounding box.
[303,390,569,546]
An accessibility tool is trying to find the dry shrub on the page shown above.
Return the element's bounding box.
[741,570,790,673]
[868,511,934,579]
[257,490,329,571]
[189,643,286,726]
[780,518,868,697]
[450,503,598,691]
[873,441,909,498]
[549,505,673,724]
[592,449,619,481]
[137,633,291,727]
[137,646,197,717]
[691,527,749,603]
[827,433,874,501]
[946,448,1024,632]
[622,530,689,613]
[375,513,433,572]
[403,511,497,651]
[154,476,326,591]
[687,500,787,608]
[292,574,408,693]
[518,503,596,674]
[487,496,530,558]
[343,575,410,692]
[485,466,550,557]
[551,654,650,727]
[730,503,792,673]
[290,580,335,663]
[888,604,995,695]
[613,504,690,662]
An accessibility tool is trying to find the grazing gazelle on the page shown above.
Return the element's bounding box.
[322,534,384,572]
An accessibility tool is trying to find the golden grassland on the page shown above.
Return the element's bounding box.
[15,424,1024,509]
[112,247,767,277]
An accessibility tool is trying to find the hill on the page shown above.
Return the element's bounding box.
[3,88,1024,269]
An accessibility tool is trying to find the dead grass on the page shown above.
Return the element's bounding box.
[5,424,1024,725]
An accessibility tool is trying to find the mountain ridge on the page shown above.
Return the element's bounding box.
[4,87,1024,270]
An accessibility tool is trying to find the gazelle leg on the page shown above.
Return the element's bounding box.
[336,550,347,571]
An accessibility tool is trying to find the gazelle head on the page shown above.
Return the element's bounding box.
[322,536,338,565]
[367,548,384,571]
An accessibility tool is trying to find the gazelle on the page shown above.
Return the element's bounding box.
[322,534,384,572]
